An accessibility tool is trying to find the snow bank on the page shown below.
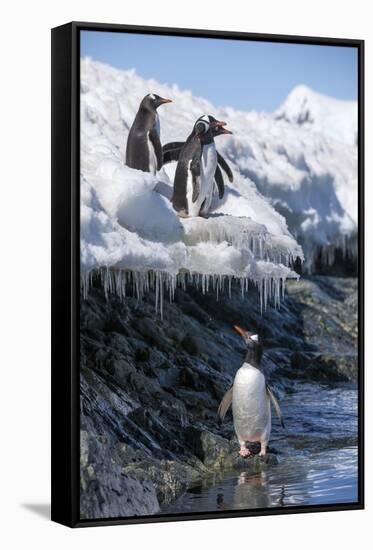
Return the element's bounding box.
[84,58,361,310]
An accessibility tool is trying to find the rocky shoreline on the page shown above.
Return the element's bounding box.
[80,276,357,519]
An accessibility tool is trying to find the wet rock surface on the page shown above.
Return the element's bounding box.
[79,276,358,518]
[80,430,159,519]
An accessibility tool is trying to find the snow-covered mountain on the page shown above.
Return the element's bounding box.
[233,85,358,268]
[275,84,357,146]
[80,58,357,308]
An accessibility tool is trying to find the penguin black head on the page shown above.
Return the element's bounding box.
[140,93,172,112]
[194,115,225,134]
[234,325,263,366]
[194,115,228,143]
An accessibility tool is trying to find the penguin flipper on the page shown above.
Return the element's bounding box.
[149,127,163,170]
[217,151,233,182]
[162,142,184,165]
[191,175,200,203]
[217,387,233,423]
[266,384,285,429]
[214,165,225,199]
[163,148,181,165]
[163,141,185,153]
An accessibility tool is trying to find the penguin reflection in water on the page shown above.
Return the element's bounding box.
[125,93,172,174]
[218,326,284,457]
[171,115,233,218]
[216,472,272,511]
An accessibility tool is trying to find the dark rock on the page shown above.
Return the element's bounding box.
[181,333,205,356]
[177,300,211,324]
[179,367,203,390]
[120,443,205,504]
[80,430,159,519]
[232,452,279,470]
[290,351,352,382]
[104,314,128,335]
[132,318,170,351]
[135,347,150,362]
[166,327,185,343]
[185,428,232,468]
[155,364,180,389]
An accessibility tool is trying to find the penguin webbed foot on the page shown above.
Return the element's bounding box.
[259,442,268,459]
[239,449,251,458]
[239,444,251,458]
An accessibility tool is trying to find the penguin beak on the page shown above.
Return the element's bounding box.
[158,97,172,105]
[220,127,233,135]
[233,325,247,338]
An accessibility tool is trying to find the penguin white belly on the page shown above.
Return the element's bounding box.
[199,143,217,215]
[154,113,160,135]
[147,131,158,174]
[186,143,217,217]
[232,363,271,443]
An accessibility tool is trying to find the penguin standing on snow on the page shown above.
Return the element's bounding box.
[218,325,284,457]
[125,93,172,174]
[171,115,232,218]
[163,125,234,201]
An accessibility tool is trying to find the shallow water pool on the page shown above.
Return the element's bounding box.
[160,383,358,514]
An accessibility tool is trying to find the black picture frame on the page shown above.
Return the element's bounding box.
[51,21,365,528]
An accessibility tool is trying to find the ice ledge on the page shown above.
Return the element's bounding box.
[81,262,300,319]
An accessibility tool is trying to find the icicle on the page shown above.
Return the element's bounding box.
[134,272,140,302]
[155,271,159,314]
[80,261,296,320]
[159,272,164,320]
[259,279,263,315]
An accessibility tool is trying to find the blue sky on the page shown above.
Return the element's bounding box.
[80,31,358,112]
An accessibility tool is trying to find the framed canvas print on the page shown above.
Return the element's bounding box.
[51,21,364,527]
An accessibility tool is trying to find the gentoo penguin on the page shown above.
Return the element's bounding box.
[163,124,233,202]
[218,325,284,457]
[125,93,172,174]
[171,116,232,217]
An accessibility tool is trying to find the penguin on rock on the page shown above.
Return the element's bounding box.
[125,93,172,174]
[218,325,285,458]
[171,115,232,218]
